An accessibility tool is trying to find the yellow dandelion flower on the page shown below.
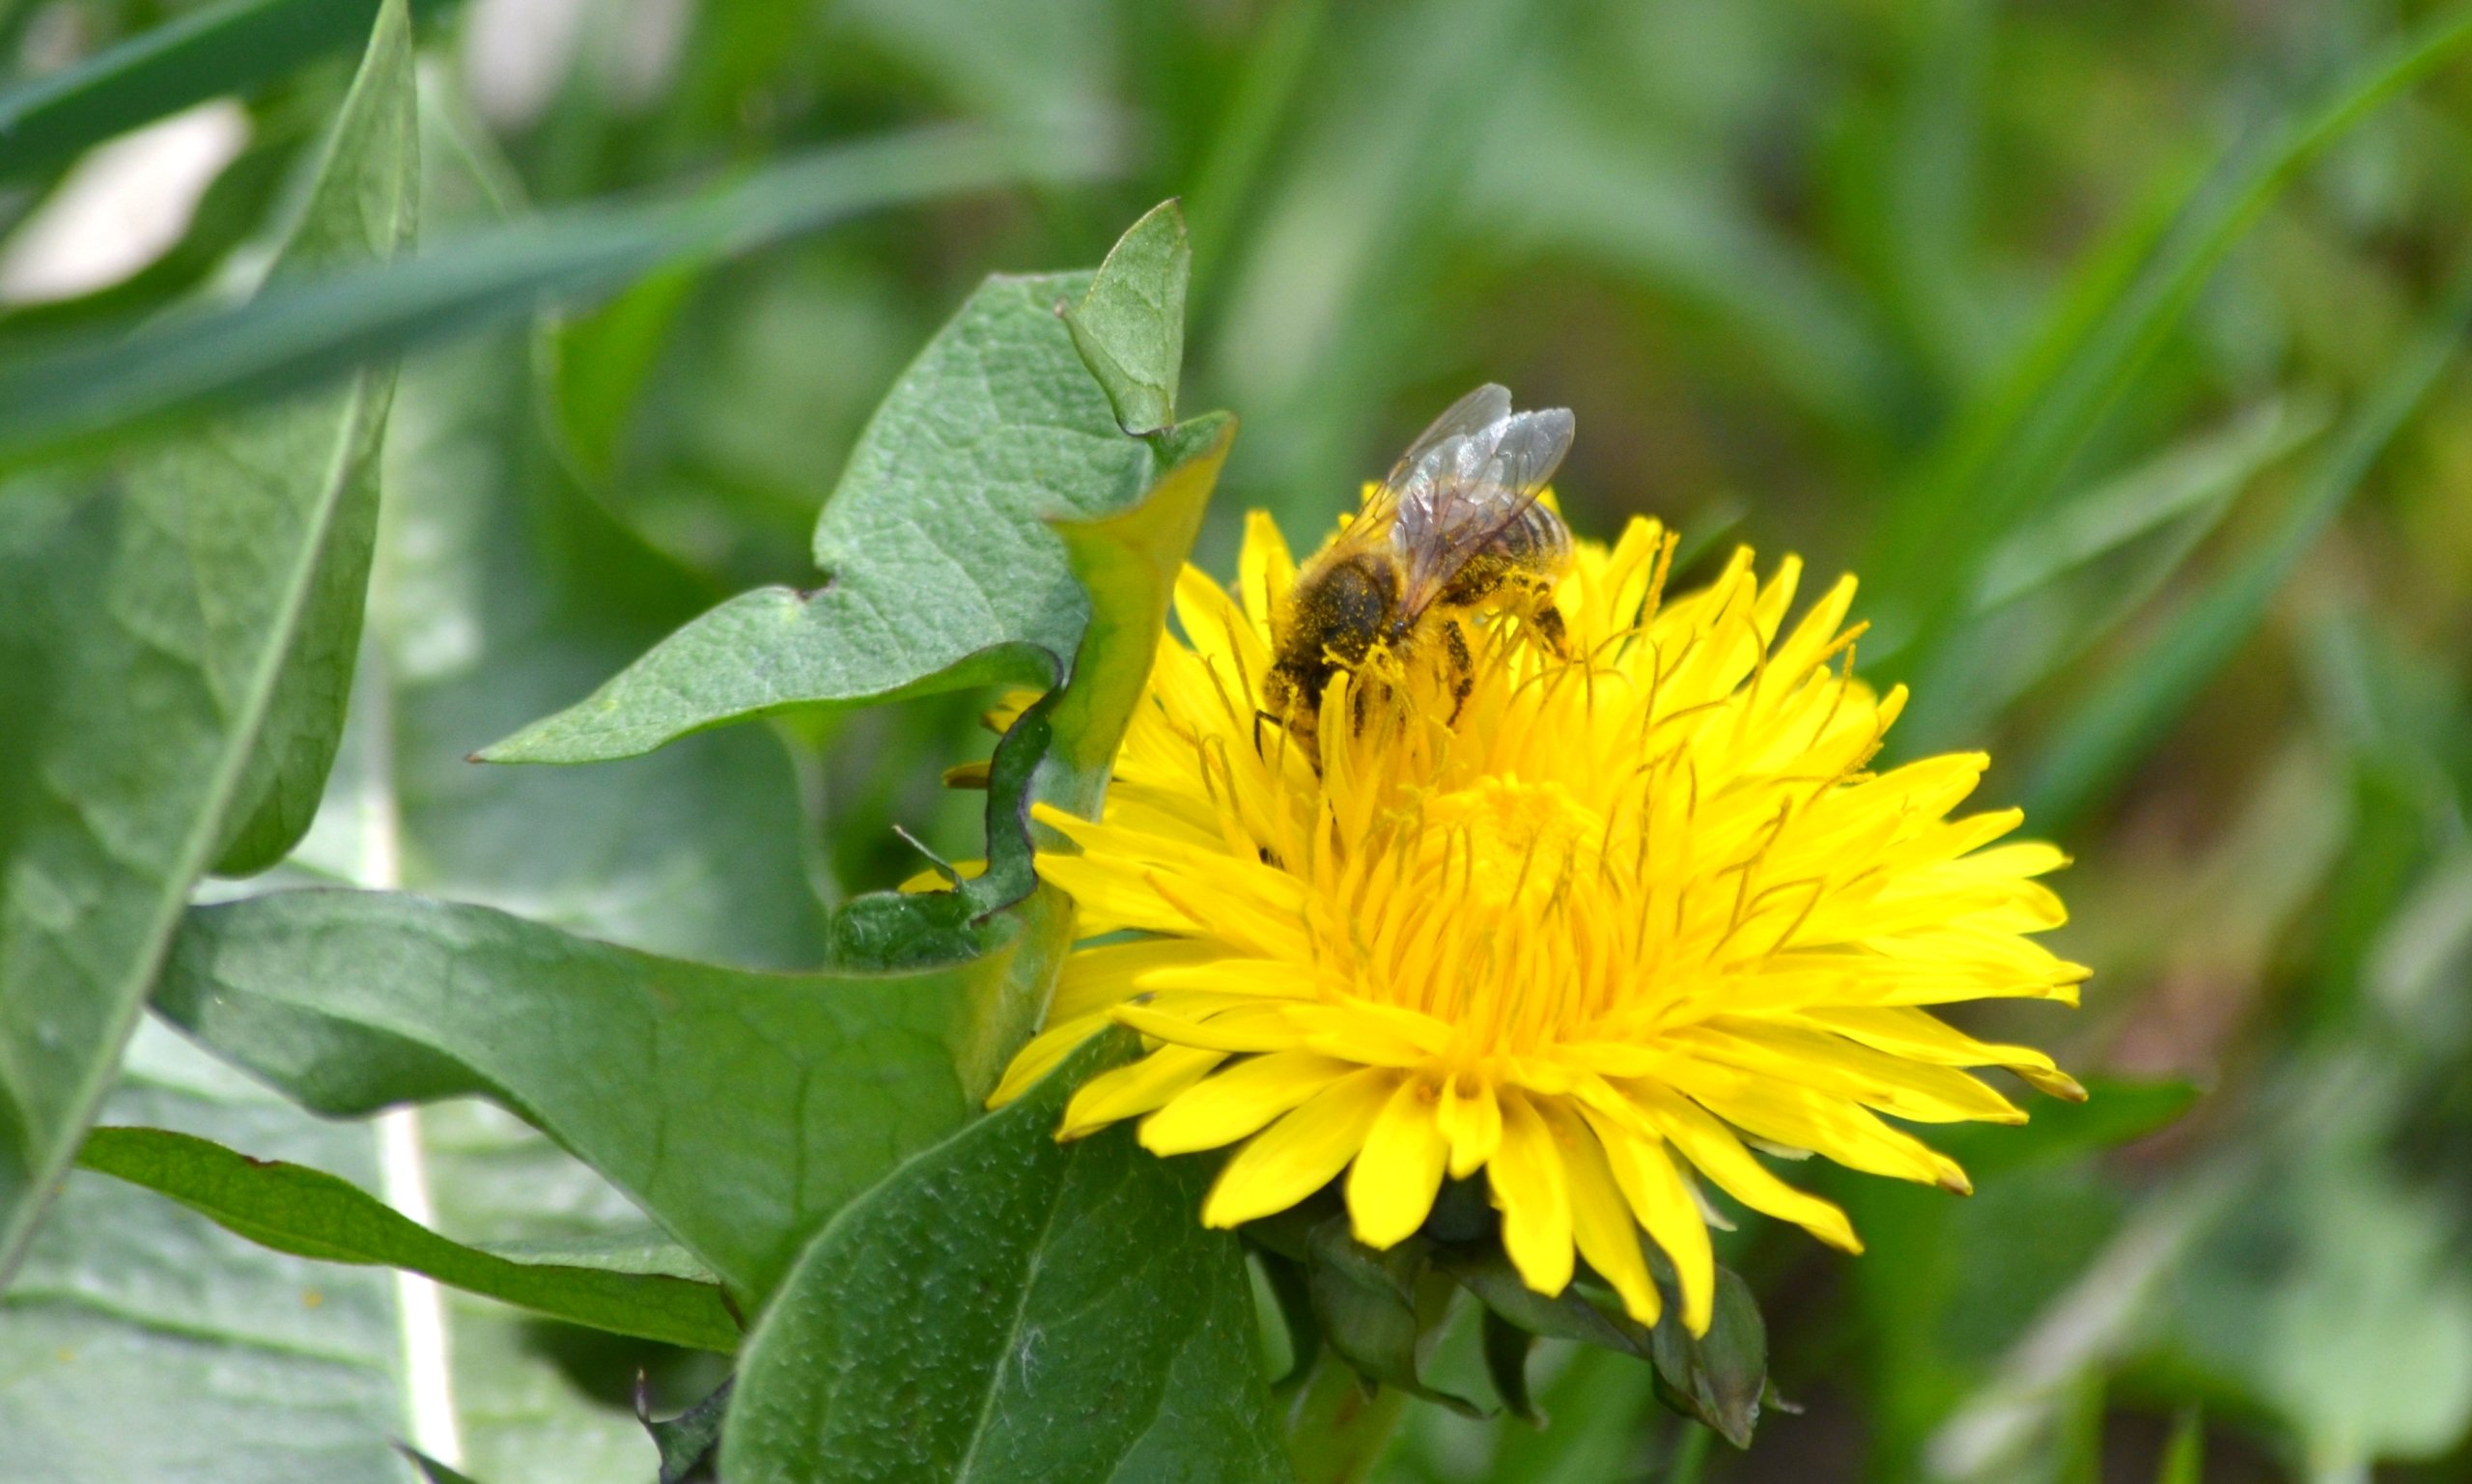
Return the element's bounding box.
[991,509,2087,1335]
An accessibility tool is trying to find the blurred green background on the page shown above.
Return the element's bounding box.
[6,0,2472,1480]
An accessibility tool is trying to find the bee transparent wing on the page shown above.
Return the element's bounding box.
[1391,402,1575,623]
[1340,385,1515,553]
[1381,383,1513,492]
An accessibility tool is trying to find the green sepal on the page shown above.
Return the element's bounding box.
[1645,1266,1770,1449]
[1434,1244,1772,1447]
[1259,1249,1323,1390]
[1481,1307,1545,1426]
[1300,1218,1490,1419]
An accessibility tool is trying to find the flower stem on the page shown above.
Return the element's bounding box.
[1283,1358,1409,1484]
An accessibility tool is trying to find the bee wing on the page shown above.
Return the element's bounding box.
[1390,402,1574,624]
[1334,384,1515,552]
[1383,383,1513,491]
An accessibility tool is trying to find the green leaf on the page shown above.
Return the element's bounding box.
[1064,199,1190,435]
[2023,249,2472,832]
[0,1026,413,1483]
[151,888,1015,1303]
[77,1126,739,1352]
[484,271,1197,765]
[0,0,416,1284]
[0,122,1111,468]
[1043,412,1234,813]
[639,1377,731,1484]
[0,0,453,184]
[719,1033,1291,1484]
[1440,1246,1656,1360]
[211,0,426,878]
[6,89,791,1480]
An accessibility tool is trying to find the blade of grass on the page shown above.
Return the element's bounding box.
[1664,1422,1713,1483]
[2157,1410,2205,1484]
[1181,0,1331,315]
[1892,396,2326,754]
[1974,396,2325,611]
[1869,10,2472,671]
[0,118,1111,467]
[2022,248,2472,833]
[0,0,457,182]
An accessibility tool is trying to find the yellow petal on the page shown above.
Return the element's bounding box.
[1792,1005,2086,1101]
[987,1012,1110,1109]
[1111,1000,1304,1053]
[1141,1050,1358,1156]
[1541,1100,1660,1326]
[1346,1078,1449,1248]
[1049,937,1227,1022]
[1238,512,1297,641]
[1678,1021,2026,1125]
[1490,1089,1574,1297]
[1058,1045,1226,1139]
[1202,1068,1400,1227]
[1579,1103,1715,1334]
[1437,1073,1502,1180]
[1658,1058,1969,1190]
[1633,1083,1861,1252]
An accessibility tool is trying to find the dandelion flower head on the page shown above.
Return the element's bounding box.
[990,507,2087,1334]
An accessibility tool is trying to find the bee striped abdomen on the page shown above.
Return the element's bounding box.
[1493,498,1570,567]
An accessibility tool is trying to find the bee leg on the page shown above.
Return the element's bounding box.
[1444,619,1475,724]
[1532,598,1570,657]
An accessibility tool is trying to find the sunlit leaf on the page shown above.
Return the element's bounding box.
[485,269,1183,765]
[0,0,415,1282]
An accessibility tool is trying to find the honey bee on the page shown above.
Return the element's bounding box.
[1266,383,1576,757]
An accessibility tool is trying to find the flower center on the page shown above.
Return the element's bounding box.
[1419,776,1604,912]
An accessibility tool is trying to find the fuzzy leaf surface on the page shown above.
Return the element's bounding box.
[1063,198,1190,435]
[151,889,1013,1303]
[485,269,1182,764]
[721,1035,1290,1484]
